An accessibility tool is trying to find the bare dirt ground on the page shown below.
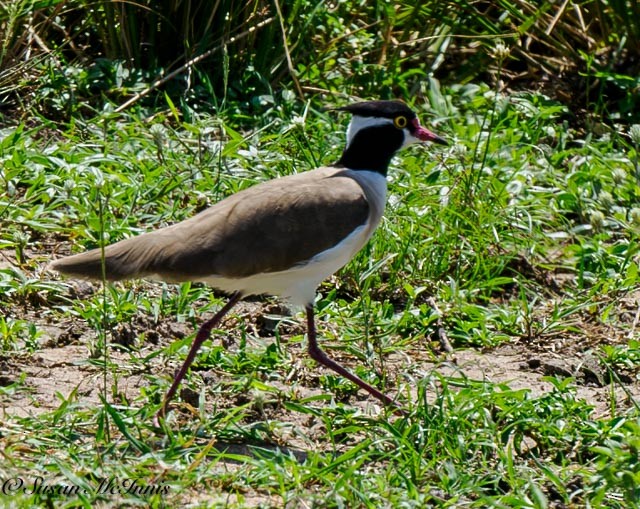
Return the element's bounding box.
[3,300,639,423]
[2,247,639,429]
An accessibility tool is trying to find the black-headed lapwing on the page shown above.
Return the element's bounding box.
[51,100,447,418]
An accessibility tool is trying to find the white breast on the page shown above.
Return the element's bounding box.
[199,170,387,306]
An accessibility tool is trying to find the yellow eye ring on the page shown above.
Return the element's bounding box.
[394,115,408,129]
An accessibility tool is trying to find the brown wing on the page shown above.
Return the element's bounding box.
[51,168,369,281]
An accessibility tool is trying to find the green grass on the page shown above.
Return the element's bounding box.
[2,86,640,507]
[3,1,640,124]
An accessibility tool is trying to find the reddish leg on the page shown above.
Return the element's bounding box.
[156,292,242,422]
[305,305,406,416]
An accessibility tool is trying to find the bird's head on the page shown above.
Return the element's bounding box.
[334,100,447,174]
[337,100,447,149]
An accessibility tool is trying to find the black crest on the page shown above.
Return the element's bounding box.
[336,100,416,119]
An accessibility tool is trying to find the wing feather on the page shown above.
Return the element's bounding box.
[51,168,370,282]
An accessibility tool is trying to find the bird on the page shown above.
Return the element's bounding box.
[50,100,447,419]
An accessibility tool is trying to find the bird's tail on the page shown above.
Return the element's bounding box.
[50,235,159,281]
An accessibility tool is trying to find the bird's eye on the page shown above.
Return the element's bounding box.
[393,115,408,129]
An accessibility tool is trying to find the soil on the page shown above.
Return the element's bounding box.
[1,247,639,430]
[2,297,639,425]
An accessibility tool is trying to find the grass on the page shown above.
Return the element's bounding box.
[3,1,640,124]
[1,83,640,507]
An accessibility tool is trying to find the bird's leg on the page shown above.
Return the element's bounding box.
[156,292,242,422]
[305,305,406,416]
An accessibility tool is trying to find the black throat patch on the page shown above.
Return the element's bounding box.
[337,124,405,175]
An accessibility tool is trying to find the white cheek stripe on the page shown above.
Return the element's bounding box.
[346,116,421,149]
[346,116,394,146]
